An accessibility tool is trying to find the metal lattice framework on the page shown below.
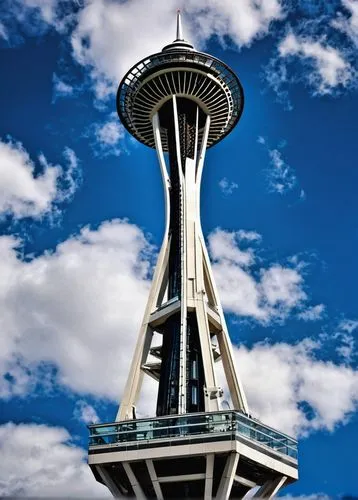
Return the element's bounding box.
[117,50,244,150]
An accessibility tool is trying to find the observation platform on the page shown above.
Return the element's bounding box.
[88,411,298,498]
[117,50,244,151]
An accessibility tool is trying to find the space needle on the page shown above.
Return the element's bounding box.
[87,12,298,498]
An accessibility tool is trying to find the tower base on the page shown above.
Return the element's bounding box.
[88,411,298,499]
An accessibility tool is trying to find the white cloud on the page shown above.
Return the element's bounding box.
[70,0,284,100]
[332,319,358,364]
[1,0,285,102]
[0,21,8,41]
[74,400,100,424]
[208,228,254,267]
[260,265,306,309]
[219,177,238,195]
[267,148,297,194]
[0,219,152,402]
[281,494,330,500]
[333,0,358,46]
[237,229,262,242]
[258,137,298,195]
[208,228,311,323]
[339,318,358,333]
[188,0,283,47]
[19,0,62,26]
[297,304,325,321]
[0,0,71,42]
[0,422,110,497]
[52,73,74,100]
[336,334,355,364]
[278,31,352,95]
[0,139,80,219]
[0,220,356,440]
[58,147,81,201]
[233,338,358,437]
[263,58,293,110]
[91,112,125,156]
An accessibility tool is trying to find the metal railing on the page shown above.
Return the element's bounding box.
[88,411,297,461]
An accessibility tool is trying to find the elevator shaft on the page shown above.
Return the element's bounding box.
[156,97,206,416]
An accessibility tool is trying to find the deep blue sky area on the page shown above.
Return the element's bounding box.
[0,1,358,498]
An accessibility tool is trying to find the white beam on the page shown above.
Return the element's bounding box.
[122,462,146,500]
[253,475,287,498]
[216,453,239,500]
[158,473,206,483]
[234,474,256,489]
[96,465,123,498]
[115,113,172,421]
[145,460,164,500]
[204,453,214,500]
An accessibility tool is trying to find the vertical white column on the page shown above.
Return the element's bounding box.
[204,453,214,499]
[172,95,187,414]
[192,114,221,411]
[115,113,171,421]
[216,453,239,500]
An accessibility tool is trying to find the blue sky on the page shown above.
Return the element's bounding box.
[0,0,358,497]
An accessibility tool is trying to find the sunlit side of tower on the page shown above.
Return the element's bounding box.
[87,13,298,499]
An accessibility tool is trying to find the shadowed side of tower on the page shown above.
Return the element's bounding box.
[87,12,298,499]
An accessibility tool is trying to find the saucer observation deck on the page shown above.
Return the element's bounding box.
[117,18,243,150]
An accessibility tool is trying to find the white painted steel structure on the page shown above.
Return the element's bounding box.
[88,12,298,499]
[117,96,248,421]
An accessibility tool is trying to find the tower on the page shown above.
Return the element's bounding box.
[88,12,298,499]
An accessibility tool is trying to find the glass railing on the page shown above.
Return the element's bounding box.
[88,411,297,461]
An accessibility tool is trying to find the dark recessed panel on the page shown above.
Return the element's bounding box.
[154,456,206,477]
[160,479,205,498]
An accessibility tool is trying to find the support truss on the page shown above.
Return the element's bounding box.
[116,96,248,422]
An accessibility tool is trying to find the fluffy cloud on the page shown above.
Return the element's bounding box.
[208,228,254,266]
[0,422,110,497]
[218,177,239,195]
[0,222,321,404]
[208,228,313,322]
[0,0,72,44]
[232,338,358,437]
[339,318,358,333]
[258,136,299,195]
[0,20,8,40]
[278,31,352,94]
[18,0,63,26]
[332,318,358,364]
[52,73,74,100]
[267,148,297,194]
[89,112,125,157]
[0,219,152,400]
[70,0,284,99]
[236,229,262,242]
[281,495,330,500]
[0,219,356,439]
[333,0,358,46]
[0,139,80,219]
[73,400,100,424]
[297,304,325,321]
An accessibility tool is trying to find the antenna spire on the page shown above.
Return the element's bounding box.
[161,9,194,52]
[176,9,183,40]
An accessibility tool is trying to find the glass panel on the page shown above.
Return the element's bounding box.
[88,411,297,459]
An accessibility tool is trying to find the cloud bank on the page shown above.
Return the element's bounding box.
[0,139,80,219]
[0,422,110,497]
